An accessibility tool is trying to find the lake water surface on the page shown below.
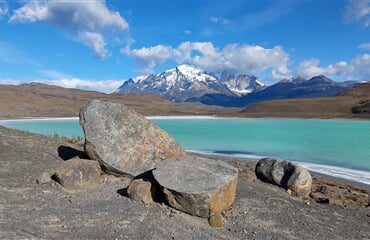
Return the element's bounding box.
[1,117,369,186]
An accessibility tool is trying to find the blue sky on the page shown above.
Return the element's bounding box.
[1,0,370,93]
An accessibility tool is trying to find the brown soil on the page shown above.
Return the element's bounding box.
[1,126,369,239]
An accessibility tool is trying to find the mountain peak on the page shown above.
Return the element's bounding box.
[220,70,265,95]
[176,64,201,72]
[307,75,335,84]
[116,64,234,102]
[280,76,306,83]
[116,64,266,102]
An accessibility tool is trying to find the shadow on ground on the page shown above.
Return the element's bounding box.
[58,145,89,160]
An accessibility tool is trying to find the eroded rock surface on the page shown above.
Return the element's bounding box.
[153,156,239,218]
[53,158,101,190]
[127,178,159,204]
[79,100,185,177]
[255,157,312,197]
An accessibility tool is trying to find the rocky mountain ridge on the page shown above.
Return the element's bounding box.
[116,64,264,102]
[200,75,361,107]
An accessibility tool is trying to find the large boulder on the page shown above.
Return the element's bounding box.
[153,156,239,218]
[79,100,185,177]
[255,158,312,197]
[53,158,101,191]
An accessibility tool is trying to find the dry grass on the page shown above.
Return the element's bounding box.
[233,82,370,119]
[1,82,369,120]
[0,83,230,119]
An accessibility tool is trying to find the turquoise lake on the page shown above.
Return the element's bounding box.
[1,117,370,185]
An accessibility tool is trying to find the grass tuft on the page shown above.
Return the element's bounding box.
[51,133,84,145]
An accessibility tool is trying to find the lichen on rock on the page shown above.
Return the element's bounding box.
[79,100,185,177]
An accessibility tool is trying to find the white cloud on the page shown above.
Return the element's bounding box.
[37,69,71,79]
[9,0,129,58]
[78,31,110,59]
[0,78,123,93]
[0,79,22,85]
[0,0,8,17]
[344,1,370,26]
[296,55,370,80]
[45,78,123,93]
[210,17,230,25]
[184,30,192,35]
[129,45,174,75]
[124,41,292,79]
[359,42,370,50]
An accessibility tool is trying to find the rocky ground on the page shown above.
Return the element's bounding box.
[1,126,369,240]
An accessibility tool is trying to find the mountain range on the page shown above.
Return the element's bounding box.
[116,65,361,107]
[116,64,265,103]
[0,80,369,120]
[227,75,361,107]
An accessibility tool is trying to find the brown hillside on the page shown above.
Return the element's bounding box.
[237,81,370,119]
[337,81,370,98]
[0,83,229,119]
[2,82,369,120]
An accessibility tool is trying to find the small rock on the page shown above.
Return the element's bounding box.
[127,178,159,204]
[255,158,312,197]
[208,213,226,228]
[37,171,52,184]
[79,100,185,177]
[329,198,344,207]
[311,184,369,207]
[153,156,238,218]
[53,158,101,191]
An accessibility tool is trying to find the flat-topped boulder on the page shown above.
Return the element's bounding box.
[79,100,185,177]
[153,156,239,218]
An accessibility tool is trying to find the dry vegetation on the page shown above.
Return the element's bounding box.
[0,83,231,119]
[231,81,370,119]
[1,81,369,120]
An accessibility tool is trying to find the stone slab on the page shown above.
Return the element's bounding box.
[153,156,239,217]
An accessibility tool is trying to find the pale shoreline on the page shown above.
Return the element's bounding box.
[1,116,369,189]
[1,115,370,122]
[189,150,370,189]
[0,117,80,122]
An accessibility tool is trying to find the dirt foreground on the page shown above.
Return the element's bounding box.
[0,126,369,240]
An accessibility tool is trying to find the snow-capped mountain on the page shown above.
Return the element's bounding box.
[220,71,265,96]
[116,65,261,102]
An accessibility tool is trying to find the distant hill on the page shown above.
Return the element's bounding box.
[337,80,370,98]
[224,75,361,107]
[0,83,228,119]
[338,81,370,115]
[233,81,370,119]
